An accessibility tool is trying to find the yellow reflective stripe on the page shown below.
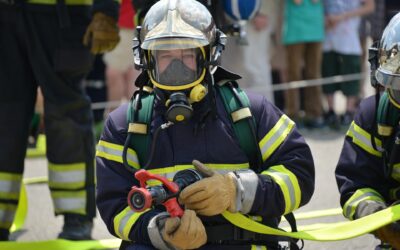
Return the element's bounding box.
[0,239,121,249]
[391,163,400,181]
[28,0,93,5]
[113,206,148,240]
[262,165,301,214]
[343,188,385,220]
[0,203,17,229]
[51,190,86,215]
[259,115,294,161]
[346,121,383,157]
[145,163,249,186]
[10,183,27,233]
[0,173,22,200]
[251,245,267,250]
[96,140,140,169]
[48,162,85,189]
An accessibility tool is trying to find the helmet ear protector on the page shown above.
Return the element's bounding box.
[368,40,380,89]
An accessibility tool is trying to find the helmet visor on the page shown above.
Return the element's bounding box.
[376,68,400,90]
[148,44,206,90]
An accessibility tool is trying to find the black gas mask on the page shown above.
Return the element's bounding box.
[159,59,198,86]
[147,47,209,123]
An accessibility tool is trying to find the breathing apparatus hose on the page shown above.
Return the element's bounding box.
[143,121,174,169]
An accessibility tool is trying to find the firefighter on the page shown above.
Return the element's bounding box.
[96,0,315,249]
[0,0,119,241]
[335,12,400,250]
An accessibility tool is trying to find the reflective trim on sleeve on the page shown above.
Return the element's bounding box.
[261,165,301,214]
[96,140,140,169]
[259,114,295,161]
[50,190,87,215]
[343,188,385,220]
[0,203,17,229]
[346,121,383,157]
[0,173,22,200]
[113,206,148,241]
[48,162,85,190]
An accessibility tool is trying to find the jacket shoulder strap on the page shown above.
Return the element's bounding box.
[126,87,155,166]
[216,82,262,170]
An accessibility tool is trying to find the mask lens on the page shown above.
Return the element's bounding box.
[149,47,204,88]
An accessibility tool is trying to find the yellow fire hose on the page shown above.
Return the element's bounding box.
[5,147,398,249]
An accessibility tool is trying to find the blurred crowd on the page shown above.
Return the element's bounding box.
[31,0,400,146]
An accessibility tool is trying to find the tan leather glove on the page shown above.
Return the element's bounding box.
[375,223,400,249]
[83,12,120,54]
[179,160,237,216]
[163,209,207,250]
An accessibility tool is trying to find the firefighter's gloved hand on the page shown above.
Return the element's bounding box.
[83,12,120,54]
[179,160,237,216]
[355,200,400,248]
[163,209,207,250]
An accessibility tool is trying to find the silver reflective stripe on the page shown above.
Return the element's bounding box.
[49,169,85,184]
[53,197,86,211]
[114,206,146,240]
[260,115,293,161]
[117,209,133,238]
[0,180,20,198]
[344,192,380,219]
[97,143,139,166]
[347,122,383,154]
[269,169,296,212]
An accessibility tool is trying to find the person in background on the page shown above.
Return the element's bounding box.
[84,55,108,140]
[103,0,140,117]
[282,0,325,129]
[335,13,400,249]
[270,0,286,111]
[222,0,275,103]
[0,0,119,241]
[322,0,375,129]
[358,0,385,99]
